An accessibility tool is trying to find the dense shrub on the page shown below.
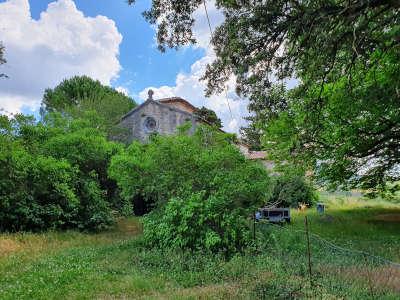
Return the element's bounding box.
[42,116,125,215]
[0,146,79,231]
[143,193,252,254]
[109,126,269,208]
[0,113,120,232]
[268,174,317,208]
[109,126,270,253]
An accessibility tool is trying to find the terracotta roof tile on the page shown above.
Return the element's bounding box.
[158,97,197,112]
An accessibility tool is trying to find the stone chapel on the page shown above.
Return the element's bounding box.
[119,90,201,142]
[119,89,269,166]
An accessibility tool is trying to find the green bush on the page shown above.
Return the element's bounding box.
[42,117,124,215]
[0,113,119,232]
[0,146,79,231]
[109,126,270,210]
[109,126,271,253]
[143,193,251,254]
[269,174,317,208]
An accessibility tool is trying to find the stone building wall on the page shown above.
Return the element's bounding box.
[119,99,198,143]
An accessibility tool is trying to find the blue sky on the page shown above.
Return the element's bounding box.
[27,0,205,100]
[0,0,249,132]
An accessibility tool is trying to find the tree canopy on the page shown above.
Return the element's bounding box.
[0,112,123,232]
[240,84,288,151]
[42,76,136,134]
[264,50,400,191]
[194,106,223,128]
[128,0,399,91]
[129,0,400,191]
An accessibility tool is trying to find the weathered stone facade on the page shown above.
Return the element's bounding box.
[119,90,272,168]
[119,91,199,143]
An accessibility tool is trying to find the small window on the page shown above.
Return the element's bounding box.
[144,116,157,132]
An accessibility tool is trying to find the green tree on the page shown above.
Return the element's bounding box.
[41,113,126,219]
[264,51,400,191]
[194,106,222,128]
[42,76,136,135]
[240,84,288,151]
[0,113,123,232]
[128,0,399,91]
[109,125,269,209]
[128,0,400,191]
[268,174,318,208]
[239,123,262,151]
[109,126,270,253]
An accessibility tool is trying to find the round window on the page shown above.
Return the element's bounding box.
[144,116,157,132]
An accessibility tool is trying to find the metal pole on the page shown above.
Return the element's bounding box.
[304,216,313,287]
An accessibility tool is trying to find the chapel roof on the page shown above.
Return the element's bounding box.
[158,97,198,114]
[120,93,195,121]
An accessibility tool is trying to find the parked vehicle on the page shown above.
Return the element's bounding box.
[257,207,291,223]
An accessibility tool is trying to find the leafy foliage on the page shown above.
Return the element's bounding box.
[109,125,269,209]
[239,123,262,151]
[129,0,400,191]
[194,106,222,128]
[109,126,270,252]
[241,84,288,151]
[0,113,122,232]
[204,0,399,96]
[264,51,400,191]
[129,0,399,92]
[42,76,136,136]
[0,147,79,231]
[268,175,318,208]
[143,192,251,254]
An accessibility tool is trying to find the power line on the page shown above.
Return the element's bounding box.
[203,0,213,40]
[224,84,234,122]
[202,0,234,123]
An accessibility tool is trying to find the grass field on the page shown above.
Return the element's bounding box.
[1,194,399,299]
[291,194,400,261]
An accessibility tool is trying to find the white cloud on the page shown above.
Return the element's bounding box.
[140,1,249,133]
[192,0,224,49]
[115,86,129,96]
[0,0,122,114]
[139,49,250,133]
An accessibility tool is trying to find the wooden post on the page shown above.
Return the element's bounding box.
[253,211,256,241]
[304,216,313,287]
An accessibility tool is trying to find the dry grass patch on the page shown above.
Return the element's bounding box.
[0,217,142,260]
[372,266,400,293]
[0,238,21,257]
[372,213,400,223]
[319,264,400,294]
[146,282,242,300]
